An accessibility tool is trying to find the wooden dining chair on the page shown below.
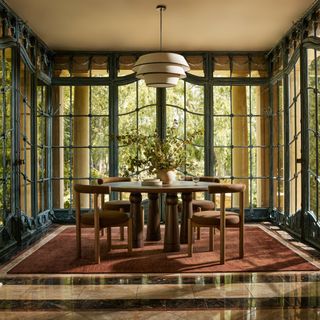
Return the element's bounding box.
[184,176,220,239]
[74,183,132,264]
[188,183,246,264]
[97,177,131,241]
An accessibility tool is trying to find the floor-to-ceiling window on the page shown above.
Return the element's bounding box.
[0,48,12,229]
[51,53,269,222]
[211,55,269,212]
[52,56,111,211]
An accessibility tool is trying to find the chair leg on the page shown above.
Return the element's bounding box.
[209,227,214,251]
[196,208,201,240]
[75,193,81,259]
[220,194,226,265]
[120,227,125,241]
[100,228,105,237]
[188,219,193,257]
[239,224,244,258]
[106,227,112,252]
[239,191,244,259]
[197,227,201,240]
[94,194,100,264]
[128,219,133,253]
[120,209,125,241]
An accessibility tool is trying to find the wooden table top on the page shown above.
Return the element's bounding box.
[105,181,219,193]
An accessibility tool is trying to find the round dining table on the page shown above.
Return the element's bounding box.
[106,181,218,252]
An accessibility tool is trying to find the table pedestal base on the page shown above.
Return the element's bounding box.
[146,193,161,241]
[164,193,180,252]
[130,192,143,248]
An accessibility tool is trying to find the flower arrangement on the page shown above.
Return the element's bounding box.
[118,126,196,176]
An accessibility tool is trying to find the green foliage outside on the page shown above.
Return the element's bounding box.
[0,50,12,225]
[59,79,264,208]
[117,125,200,176]
[308,52,320,217]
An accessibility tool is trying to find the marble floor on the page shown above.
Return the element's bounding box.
[0,223,319,319]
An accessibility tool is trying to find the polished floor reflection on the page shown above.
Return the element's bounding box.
[0,223,319,319]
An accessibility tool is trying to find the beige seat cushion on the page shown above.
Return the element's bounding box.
[81,210,130,228]
[192,199,215,211]
[191,210,240,227]
[102,200,131,212]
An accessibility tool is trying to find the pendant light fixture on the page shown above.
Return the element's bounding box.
[132,5,190,88]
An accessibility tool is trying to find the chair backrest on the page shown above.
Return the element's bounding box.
[74,184,112,220]
[74,183,111,195]
[208,183,246,194]
[184,176,220,183]
[185,176,220,202]
[97,176,131,184]
[208,183,246,215]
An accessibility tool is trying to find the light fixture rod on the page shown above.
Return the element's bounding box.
[156,5,166,51]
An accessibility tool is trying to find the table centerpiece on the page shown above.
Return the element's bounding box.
[117,126,197,184]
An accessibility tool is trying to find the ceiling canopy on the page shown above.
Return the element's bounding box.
[5,0,316,51]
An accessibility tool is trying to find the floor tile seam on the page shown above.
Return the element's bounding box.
[0,226,69,275]
[257,224,320,269]
[0,298,318,309]
[3,270,320,278]
[2,290,319,300]
[2,274,320,285]
[1,281,311,289]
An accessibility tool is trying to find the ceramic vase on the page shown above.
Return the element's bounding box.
[157,169,176,185]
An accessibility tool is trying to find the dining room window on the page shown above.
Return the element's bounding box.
[288,59,302,217]
[272,80,285,215]
[118,80,157,179]
[36,82,50,213]
[212,84,270,210]
[52,84,110,209]
[51,53,270,218]
[0,48,12,227]
[166,80,205,177]
[307,48,320,223]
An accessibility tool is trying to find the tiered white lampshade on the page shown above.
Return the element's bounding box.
[132,52,190,88]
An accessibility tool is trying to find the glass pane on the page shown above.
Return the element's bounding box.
[0,48,12,225]
[213,117,231,146]
[91,116,109,146]
[186,83,204,114]
[214,147,231,177]
[119,82,136,114]
[91,148,109,178]
[138,106,156,134]
[91,86,109,115]
[213,86,231,115]
[310,175,317,215]
[167,80,184,107]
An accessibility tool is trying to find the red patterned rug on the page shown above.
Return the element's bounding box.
[8,226,319,274]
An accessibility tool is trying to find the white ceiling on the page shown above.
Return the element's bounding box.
[5,0,316,51]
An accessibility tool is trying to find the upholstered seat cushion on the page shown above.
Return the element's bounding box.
[192,199,215,211]
[191,210,240,227]
[102,200,131,212]
[81,210,130,227]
